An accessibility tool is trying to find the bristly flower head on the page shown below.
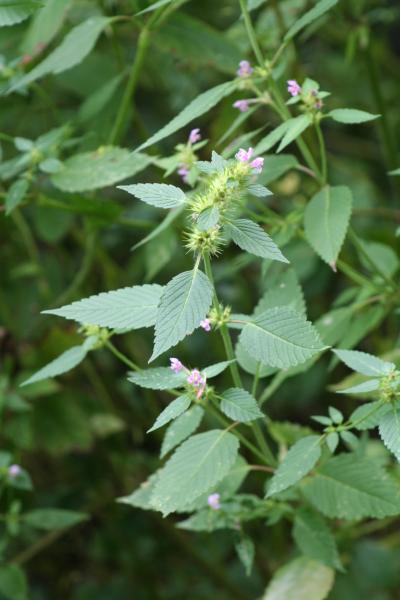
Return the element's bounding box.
[287,79,301,97]
[207,493,221,510]
[188,128,201,144]
[200,318,211,332]
[235,147,264,173]
[170,358,184,374]
[237,60,253,78]
[233,99,250,112]
[8,464,22,478]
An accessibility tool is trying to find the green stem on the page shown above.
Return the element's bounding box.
[203,253,275,465]
[105,340,140,371]
[259,372,286,407]
[252,362,261,397]
[238,0,264,67]
[109,27,150,145]
[336,259,378,290]
[315,121,327,184]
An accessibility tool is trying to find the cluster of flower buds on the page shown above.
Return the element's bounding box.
[287,78,325,111]
[177,128,202,184]
[169,356,207,399]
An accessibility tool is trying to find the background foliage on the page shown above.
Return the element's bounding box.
[1,0,400,598]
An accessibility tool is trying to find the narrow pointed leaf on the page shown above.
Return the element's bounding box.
[227,219,288,263]
[203,360,235,378]
[333,348,395,376]
[147,395,191,432]
[136,81,236,151]
[284,0,338,41]
[329,109,380,124]
[338,379,380,395]
[128,368,187,390]
[150,268,213,361]
[277,114,312,152]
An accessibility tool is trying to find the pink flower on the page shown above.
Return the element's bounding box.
[8,464,22,478]
[235,147,254,163]
[250,157,264,173]
[237,60,253,77]
[177,166,189,183]
[287,79,301,97]
[170,358,184,374]
[207,493,221,510]
[188,128,201,144]
[187,369,205,387]
[200,318,211,332]
[233,99,250,112]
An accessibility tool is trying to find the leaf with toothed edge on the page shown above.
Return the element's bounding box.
[147,395,191,433]
[117,183,187,208]
[43,284,163,331]
[226,219,289,263]
[150,267,213,362]
[378,405,400,462]
[160,406,204,458]
[240,307,326,369]
[304,186,352,269]
[150,429,239,515]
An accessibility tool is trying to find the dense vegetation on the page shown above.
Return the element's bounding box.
[1,1,400,598]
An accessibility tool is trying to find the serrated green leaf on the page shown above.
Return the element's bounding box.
[160,406,204,457]
[150,268,213,361]
[226,219,289,263]
[220,388,263,422]
[52,147,152,192]
[304,185,352,267]
[118,183,186,209]
[151,429,239,515]
[21,338,96,386]
[5,178,28,215]
[0,0,42,27]
[197,206,220,231]
[262,557,334,600]
[303,454,400,519]
[349,401,390,430]
[22,508,87,530]
[293,507,341,569]
[10,16,110,91]
[378,406,400,462]
[329,108,380,124]
[284,0,338,41]
[148,395,191,432]
[44,284,163,331]
[266,435,321,497]
[136,81,236,152]
[277,114,312,152]
[333,349,395,376]
[255,269,306,316]
[338,379,380,395]
[240,307,325,369]
[203,360,235,378]
[128,368,186,390]
[326,432,339,453]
